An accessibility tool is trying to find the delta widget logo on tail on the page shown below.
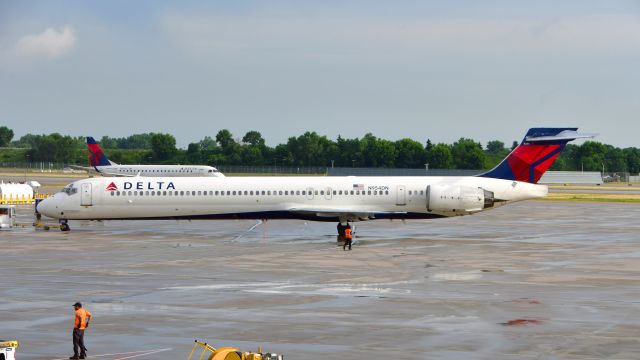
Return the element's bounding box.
[106,182,118,191]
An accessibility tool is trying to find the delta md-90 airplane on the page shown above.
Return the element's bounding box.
[73,137,224,177]
[38,128,594,232]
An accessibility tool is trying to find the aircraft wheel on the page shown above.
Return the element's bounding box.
[60,222,70,232]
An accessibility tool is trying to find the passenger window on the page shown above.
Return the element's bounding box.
[374,191,378,195]
[285,191,289,195]
[420,190,424,195]
[333,190,336,195]
[145,191,150,195]
[250,191,254,195]
[350,190,354,195]
[116,191,121,196]
[261,191,266,195]
[320,190,324,195]
[408,190,412,195]
[110,192,114,196]
[338,190,342,195]
[268,191,271,195]
[302,191,306,195]
[368,191,371,195]
[279,190,283,195]
[315,190,318,195]
[233,191,237,195]
[296,190,300,195]
[185,191,189,196]
[215,191,219,195]
[385,190,389,195]
[180,191,184,195]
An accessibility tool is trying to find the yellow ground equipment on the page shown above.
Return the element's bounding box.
[0,340,19,360]
[187,340,283,360]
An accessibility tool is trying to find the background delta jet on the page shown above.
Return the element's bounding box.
[39,128,594,233]
[75,137,224,177]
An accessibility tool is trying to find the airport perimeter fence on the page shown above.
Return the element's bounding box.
[327,167,480,177]
[215,165,328,175]
[1,162,70,172]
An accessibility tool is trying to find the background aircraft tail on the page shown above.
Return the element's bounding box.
[87,137,117,167]
[479,128,595,184]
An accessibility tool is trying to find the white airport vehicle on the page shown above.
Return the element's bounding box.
[73,137,224,177]
[0,205,16,229]
[0,340,19,360]
[37,128,594,233]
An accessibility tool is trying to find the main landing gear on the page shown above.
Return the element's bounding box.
[60,220,70,232]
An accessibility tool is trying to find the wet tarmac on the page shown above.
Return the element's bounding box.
[1,200,639,359]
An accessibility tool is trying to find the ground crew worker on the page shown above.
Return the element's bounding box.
[70,302,91,360]
[343,225,353,251]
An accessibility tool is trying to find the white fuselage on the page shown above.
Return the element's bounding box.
[95,165,224,177]
[37,176,547,222]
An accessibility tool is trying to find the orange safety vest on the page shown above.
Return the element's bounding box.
[74,308,92,330]
[345,228,352,240]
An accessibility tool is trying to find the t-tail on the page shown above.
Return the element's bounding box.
[479,128,596,184]
[87,137,117,167]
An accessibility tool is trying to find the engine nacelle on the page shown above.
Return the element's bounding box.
[427,185,494,213]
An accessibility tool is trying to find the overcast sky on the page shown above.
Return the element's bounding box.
[1,1,639,148]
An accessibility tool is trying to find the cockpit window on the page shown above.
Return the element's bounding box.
[61,184,78,195]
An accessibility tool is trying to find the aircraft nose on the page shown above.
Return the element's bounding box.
[36,197,56,218]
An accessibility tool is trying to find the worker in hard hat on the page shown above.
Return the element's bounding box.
[70,302,92,360]
[343,224,353,251]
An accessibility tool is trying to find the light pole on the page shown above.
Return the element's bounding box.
[25,154,30,182]
[331,160,334,168]
[425,163,429,175]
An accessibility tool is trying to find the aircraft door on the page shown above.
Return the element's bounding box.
[81,183,92,206]
[306,187,314,200]
[325,187,332,200]
[396,185,406,206]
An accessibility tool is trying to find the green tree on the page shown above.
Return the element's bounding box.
[186,142,203,164]
[451,138,486,169]
[150,133,177,161]
[577,141,606,172]
[426,143,453,169]
[360,133,396,167]
[242,131,266,147]
[623,147,640,174]
[216,129,235,149]
[336,136,361,167]
[287,132,337,166]
[0,126,14,147]
[486,140,506,155]
[394,138,425,168]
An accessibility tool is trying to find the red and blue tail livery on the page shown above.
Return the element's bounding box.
[480,128,595,184]
[87,137,114,167]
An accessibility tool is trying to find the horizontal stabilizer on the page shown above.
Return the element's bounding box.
[525,130,597,143]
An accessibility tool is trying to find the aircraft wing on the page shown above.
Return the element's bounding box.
[68,165,94,172]
[67,165,134,177]
[288,206,406,221]
[96,171,137,177]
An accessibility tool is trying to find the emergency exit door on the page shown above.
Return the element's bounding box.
[396,185,406,206]
[81,183,92,206]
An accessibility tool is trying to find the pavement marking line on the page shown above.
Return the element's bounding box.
[50,348,172,360]
[112,348,172,360]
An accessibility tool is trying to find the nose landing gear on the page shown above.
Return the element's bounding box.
[60,220,70,232]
